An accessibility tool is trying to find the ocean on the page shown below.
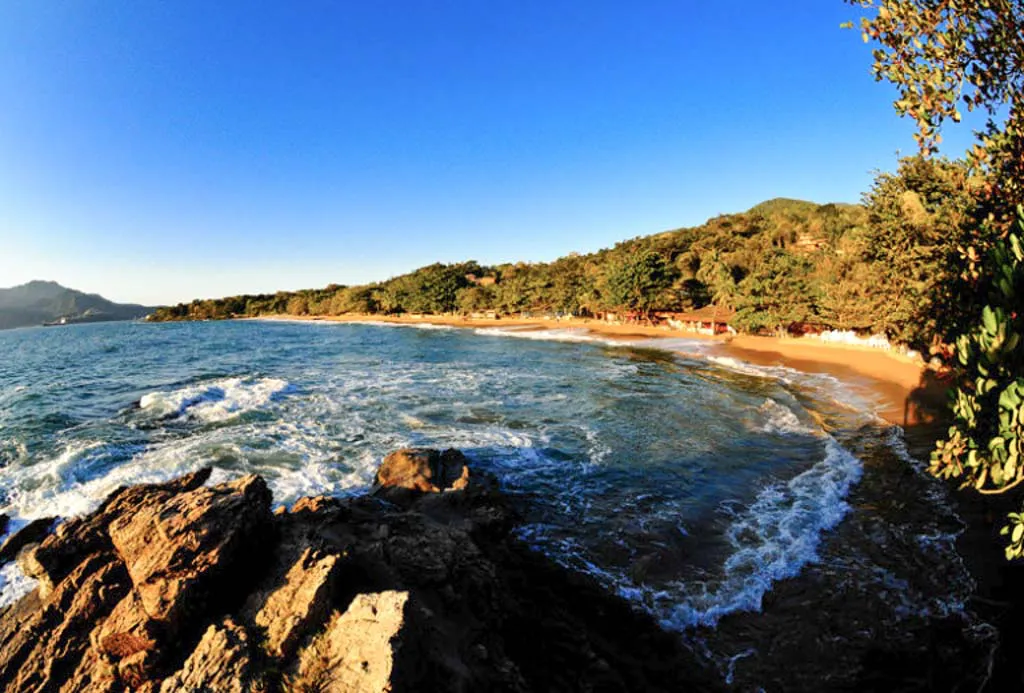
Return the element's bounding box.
[0,319,988,683]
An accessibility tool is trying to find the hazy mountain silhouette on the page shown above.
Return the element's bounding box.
[0,281,156,330]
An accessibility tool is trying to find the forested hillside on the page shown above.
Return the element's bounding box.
[0,281,154,330]
[152,155,981,352]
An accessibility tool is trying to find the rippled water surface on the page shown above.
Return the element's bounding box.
[0,319,983,681]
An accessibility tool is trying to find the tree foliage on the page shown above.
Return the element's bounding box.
[150,189,976,344]
[851,0,1024,554]
[600,251,678,317]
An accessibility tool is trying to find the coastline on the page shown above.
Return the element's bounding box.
[256,313,943,428]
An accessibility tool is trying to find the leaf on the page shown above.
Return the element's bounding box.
[983,305,998,334]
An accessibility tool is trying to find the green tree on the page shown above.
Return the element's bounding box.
[600,250,678,318]
[732,251,817,334]
[850,0,1024,553]
[456,284,496,314]
[858,156,980,348]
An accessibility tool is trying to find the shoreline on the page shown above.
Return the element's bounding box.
[256,313,943,428]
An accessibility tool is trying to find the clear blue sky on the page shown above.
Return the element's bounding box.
[0,1,981,305]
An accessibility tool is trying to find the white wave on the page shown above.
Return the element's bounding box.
[0,561,37,609]
[139,377,292,423]
[660,437,863,629]
[473,327,623,346]
[758,398,816,436]
[353,320,456,331]
[705,355,776,378]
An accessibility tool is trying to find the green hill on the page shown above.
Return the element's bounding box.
[0,281,155,330]
[150,156,979,351]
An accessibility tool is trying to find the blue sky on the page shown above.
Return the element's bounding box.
[0,1,982,305]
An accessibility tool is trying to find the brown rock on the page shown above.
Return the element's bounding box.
[254,547,340,659]
[0,456,719,693]
[158,618,263,693]
[0,551,129,692]
[374,448,471,493]
[293,591,409,693]
[0,517,56,565]
[24,468,213,598]
[107,474,271,625]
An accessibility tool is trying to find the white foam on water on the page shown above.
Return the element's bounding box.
[705,355,775,378]
[473,327,624,346]
[0,561,37,609]
[138,377,292,423]
[758,398,816,436]
[658,436,862,629]
[353,320,456,331]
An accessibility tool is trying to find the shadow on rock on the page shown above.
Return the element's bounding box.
[0,448,720,692]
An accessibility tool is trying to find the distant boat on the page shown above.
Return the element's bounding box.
[42,317,69,327]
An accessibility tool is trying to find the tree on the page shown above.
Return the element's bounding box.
[456,285,495,315]
[600,250,678,318]
[850,0,1024,554]
[732,251,818,334]
[858,156,980,348]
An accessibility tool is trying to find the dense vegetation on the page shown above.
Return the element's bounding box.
[152,164,980,353]
[0,280,153,330]
[849,0,1024,554]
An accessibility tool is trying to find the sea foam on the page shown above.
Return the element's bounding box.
[659,436,862,629]
[139,376,293,423]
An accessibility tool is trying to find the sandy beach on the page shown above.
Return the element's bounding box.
[259,313,946,428]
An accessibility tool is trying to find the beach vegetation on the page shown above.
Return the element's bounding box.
[850,0,1024,554]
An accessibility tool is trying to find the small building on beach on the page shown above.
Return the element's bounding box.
[657,305,735,335]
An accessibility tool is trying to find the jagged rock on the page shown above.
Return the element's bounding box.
[0,517,56,565]
[96,475,272,665]
[293,591,409,693]
[158,618,263,693]
[375,448,471,493]
[0,551,130,692]
[0,454,719,693]
[22,468,213,598]
[254,547,340,659]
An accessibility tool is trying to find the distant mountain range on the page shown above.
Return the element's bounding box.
[0,281,156,330]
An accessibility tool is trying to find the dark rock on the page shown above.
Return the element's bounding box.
[0,517,56,566]
[158,618,264,693]
[0,514,8,537]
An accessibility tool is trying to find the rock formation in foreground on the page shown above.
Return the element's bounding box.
[0,448,717,692]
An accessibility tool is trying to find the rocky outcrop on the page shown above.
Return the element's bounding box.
[374,447,471,492]
[0,449,718,692]
[0,516,56,565]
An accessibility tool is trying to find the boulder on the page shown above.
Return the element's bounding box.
[96,474,273,668]
[374,448,471,493]
[0,517,56,566]
[22,468,214,597]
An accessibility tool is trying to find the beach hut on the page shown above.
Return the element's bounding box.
[664,305,735,335]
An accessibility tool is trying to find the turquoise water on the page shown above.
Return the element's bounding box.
[0,320,970,644]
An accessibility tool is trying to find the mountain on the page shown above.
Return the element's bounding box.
[0,281,156,330]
